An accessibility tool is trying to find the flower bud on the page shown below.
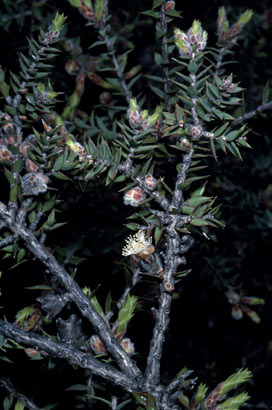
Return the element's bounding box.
[217,7,229,44]
[99,92,111,105]
[0,144,12,161]
[90,335,107,354]
[21,172,49,195]
[144,174,156,189]
[191,125,202,140]
[120,338,135,356]
[138,244,155,259]
[25,159,39,173]
[180,137,190,151]
[25,348,39,359]
[231,304,243,320]
[165,1,175,11]
[65,59,80,75]
[123,186,146,207]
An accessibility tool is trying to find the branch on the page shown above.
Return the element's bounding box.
[233,101,272,126]
[0,201,142,381]
[0,320,138,392]
[0,377,41,410]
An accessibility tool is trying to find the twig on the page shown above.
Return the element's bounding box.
[160,3,171,111]
[233,101,272,126]
[0,201,142,381]
[0,377,41,410]
[0,320,138,392]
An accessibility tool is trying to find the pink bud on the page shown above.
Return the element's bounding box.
[123,186,146,207]
[144,174,156,189]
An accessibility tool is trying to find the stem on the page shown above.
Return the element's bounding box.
[0,201,142,381]
[160,3,171,111]
[0,377,41,410]
[215,46,226,77]
[103,32,131,104]
[0,320,138,392]
[117,266,141,310]
[233,101,272,126]
[144,151,193,387]
[144,53,197,388]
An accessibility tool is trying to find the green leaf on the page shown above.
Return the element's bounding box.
[187,196,211,207]
[65,384,86,391]
[105,291,112,314]
[140,10,160,18]
[188,62,198,74]
[191,183,207,197]
[53,155,64,171]
[217,136,226,153]
[262,80,271,104]
[191,218,210,226]
[220,369,252,396]
[28,210,36,224]
[13,159,24,173]
[116,400,133,410]
[4,168,16,184]
[218,392,250,409]
[117,294,138,334]
[9,184,18,202]
[52,172,72,181]
[210,137,217,160]
[124,223,140,231]
[14,400,25,410]
[149,83,164,99]
[1,81,10,97]
[152,0,164,8]
[193,383,208,405]
[182,206,195,215]
[225,130,240,142]
[154,225,163,244]
[3,395,13,410]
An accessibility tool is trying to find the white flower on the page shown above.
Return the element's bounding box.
[122,230,152,257]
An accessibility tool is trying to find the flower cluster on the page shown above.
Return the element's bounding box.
[174,20,208,57]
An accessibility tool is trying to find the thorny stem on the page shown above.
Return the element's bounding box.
[233,100,272,126]
[0,376,41,410]
[160,3,171,111]
[0,320,138,392]
[0,201,142,382]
